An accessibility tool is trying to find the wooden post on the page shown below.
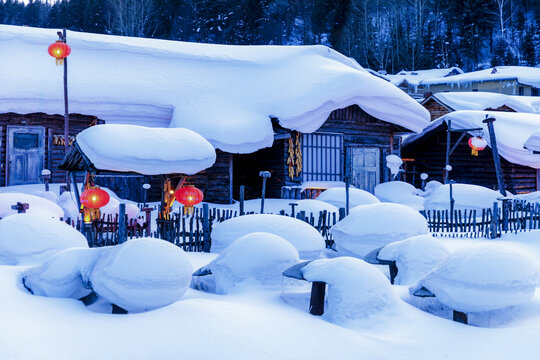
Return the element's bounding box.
[70,172,81,210]
[289,202,298,217]
[296,210,306,222]
[444,120,451,184]
[483,117,506,196]
[345,176,350,215]
[239,185,245,216]
[202,203,211,252]
[449,180,455,226]
[453,310,468,324]
[389,261,398,284]
[491,201,499,239]
[259,171,271,213]
[11,202,29,213]
[118,203,126,244]
[338,207,346,220]
[309,281,326,316]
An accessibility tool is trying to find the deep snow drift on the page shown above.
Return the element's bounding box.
[424,183,502,213]
[0,192,64,218]
[331,203,428,258]
[316,187,380,209]
[193,232,299,294]
[374,181,425,210]
[211,214,325,259]
[0,214,88,265]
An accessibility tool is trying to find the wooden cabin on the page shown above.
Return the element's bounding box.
[189,104,410,203]
[402,121,540,194]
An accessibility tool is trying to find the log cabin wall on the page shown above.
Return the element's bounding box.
[0,112,98,187]
[423,98,452,121]
[403,128,537,194]
[189,150,233,204]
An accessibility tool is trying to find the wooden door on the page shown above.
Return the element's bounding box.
[7,126,45,185]
[349,147,380,193]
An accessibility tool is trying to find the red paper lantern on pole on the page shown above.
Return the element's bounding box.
[468,136,488,156]
[48,40,71,65]
[175,186,204,214]
[80,188,110,209]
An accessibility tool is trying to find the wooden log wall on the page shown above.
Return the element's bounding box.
[423,98,451,121]
[0,112,98,187]
[188,150,233,204]
[402,129,537,193]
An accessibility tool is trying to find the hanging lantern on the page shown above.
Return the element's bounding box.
[80,188,110,209]
[468,136,488,156]
[175,186,204,214]
[48,40,71,65]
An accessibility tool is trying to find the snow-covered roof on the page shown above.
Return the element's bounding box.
[405,110,540,169]
[425,92,540,113]
[74,124,216,175]
[422,66,540,88]
[0,25,429,154]
[387,67,463,87]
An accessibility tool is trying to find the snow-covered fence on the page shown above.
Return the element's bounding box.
[420,200,540,238]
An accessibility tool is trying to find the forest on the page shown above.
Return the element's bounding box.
[1,0,539,73]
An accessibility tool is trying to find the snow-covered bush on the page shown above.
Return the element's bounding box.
[194,232,299,294]
[316,187,380,209]
[412,245,536,313]
[424,184,502,213]
[89,238,193,312]
[374,181,425,210]
[0,214,88,265]
[0,192,63,219]
[331,203,428,258]
[211,214,325,259]
[22,238,193,313]
[417,180,442,197]
[377,235,450,285]
[301,257,397,323]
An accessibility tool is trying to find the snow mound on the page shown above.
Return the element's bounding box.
[0,214,88,265]
[21,248,96,299]
[57,191,81,221]
[196,232,299,294]
[241,198,338,219]
[374,181,425,210]
[424,184,501,213]
[211,214,325,259]
[413,245,536,313]
[301,257,397,323]
[331,203,428,258]
[377,235,450,285]
[316,187,380,209]
[0,192,64,219]
[417,180,442,197]
[76,124,216,175]
[89,238,193,312]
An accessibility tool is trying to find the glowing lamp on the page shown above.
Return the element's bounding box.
[468,136,487,156]
[175,186,203,214]
[80,188,110,209]
[48,40,71,65]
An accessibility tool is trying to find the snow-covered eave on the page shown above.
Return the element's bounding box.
[422,77,520,87]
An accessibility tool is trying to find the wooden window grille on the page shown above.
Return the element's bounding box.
[301,132,343,181]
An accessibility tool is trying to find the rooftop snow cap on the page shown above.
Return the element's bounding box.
[0,25,429,154]
[428,92,540,114]
[75,124,216,175]
[422,66,540,88]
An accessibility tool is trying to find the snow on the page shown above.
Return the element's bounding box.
[21,238,193,313]
[423,66,540,89]
[374,181,425,210]
[0,25,429,154]
[431,92,540,113]
[377,235,450,285]
[417,180,443,197]
[193,232,299,294]
[412,110,540,169]
[414,245,537,313]
[21,248,95,299]
[524,128,540,153]
[89,238,193,312]
[76,124,216,175]
[301,257,397,323]
[385,154,403,177]
[316,187,380,209]
[331,203,428,258]
[424,183,502,213]
[240,198,338,219]
[299,181,347,192]
[0,214,88,265]
[0,192,64,219]
[387,67,463,87]
[211,214,325,259]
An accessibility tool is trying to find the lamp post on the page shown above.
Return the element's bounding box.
[48,29,71,187]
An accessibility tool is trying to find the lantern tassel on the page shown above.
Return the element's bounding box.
[471,148,478,156]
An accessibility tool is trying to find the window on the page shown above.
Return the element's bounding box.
[472,89,478,92]
[302,132,343,181]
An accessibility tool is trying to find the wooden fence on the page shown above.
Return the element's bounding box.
[420,200,540,238]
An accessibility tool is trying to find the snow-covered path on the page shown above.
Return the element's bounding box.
[1,250,540,360]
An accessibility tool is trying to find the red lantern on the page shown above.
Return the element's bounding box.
[175,186,204,214]
[80,188,110,209]
[468,136,488,156]
[48,40,71,65]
